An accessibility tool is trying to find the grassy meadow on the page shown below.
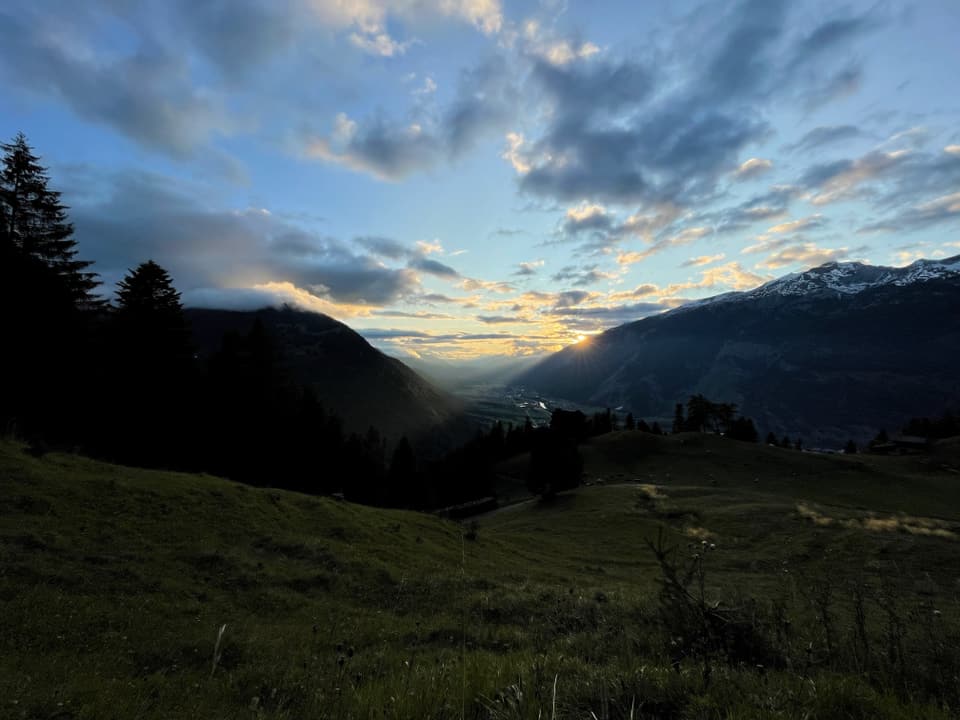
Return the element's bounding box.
[3,433,960,718]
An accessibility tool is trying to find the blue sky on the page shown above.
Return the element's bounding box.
[1,0,958,359]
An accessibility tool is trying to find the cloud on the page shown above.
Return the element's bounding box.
[740,216,826,254]
[0,8,241,160]
[798,139,960,216]
[707,186,801,232]
[355,236,460,278]
[373,309,454,319]
[766,215,827,235]
[416,239,444,254]
[308,0,504,55]
[356,236,412,259]
[349,31,416,57]
[305,55,517,178]
[304,113,445,181]
[553,203,690,258]
[732,158,773,181]
[553,290,593,307]
[756,243,854,270]
[668,261,768,293]
[787,125,863,153]
[550,265,617,286]
[506,1,811,206]
[561,203,613,233]
[417,292,460,304]
[519,18,601,67]
[459,277,515,294]
[614,226,712,266]
[476,315,533,324]
[858,191,960,234]
[65,168,427,308]
[802,149,912,205]
[503,0,885,211]
[681,253,725,268]
[408,257,461,278]
[546,302,664,321]
[513,260,544,276]
[178,0,300,81]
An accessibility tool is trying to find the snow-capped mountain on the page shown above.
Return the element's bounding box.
[517,255,960,445]
[749,255,960,299]
[674,255,960,313]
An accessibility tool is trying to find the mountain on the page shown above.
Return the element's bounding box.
[516,255,960,445]
[185,306,463,444]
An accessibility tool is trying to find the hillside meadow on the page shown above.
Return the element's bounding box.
[3,433,960,718]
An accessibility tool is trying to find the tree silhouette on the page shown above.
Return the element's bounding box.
[0,133,100,440]
[727,416,758,443]
[0,133,99,307]
[527,431,582,499]
[672,403,686,434]
[107,261,195,464]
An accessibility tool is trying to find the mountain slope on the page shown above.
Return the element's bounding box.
[185,306,461,442]
[517,256,960,444]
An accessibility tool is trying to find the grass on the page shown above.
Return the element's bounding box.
[2,432,960,718]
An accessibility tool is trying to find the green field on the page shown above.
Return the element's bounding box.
[3,433,960,719]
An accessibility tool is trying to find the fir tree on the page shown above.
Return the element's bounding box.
[0,133,99,307]
[106,261,194,464]
[0,133,100,440]
[116,260,184,322]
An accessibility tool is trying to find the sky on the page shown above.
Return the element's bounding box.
[1,0,959,361]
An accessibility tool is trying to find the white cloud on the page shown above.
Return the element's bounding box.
[349,30,415,56]
[416,239,444,254]
[307,0,502,36]
[565,202,607,223]
[502,132,532,174]
[732,157,773,180]
[757,243,851,269]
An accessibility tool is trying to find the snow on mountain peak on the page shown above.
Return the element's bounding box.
[668,254,960,315]
[749,254,960,299]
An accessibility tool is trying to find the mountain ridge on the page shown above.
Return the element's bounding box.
[516,256,960,445]
[674,254,960,313]
[185,306,464,445]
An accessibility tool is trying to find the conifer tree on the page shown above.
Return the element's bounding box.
[0,133,99,307]
[107,261,194,464]
[115,260,192,363]
[0,133,99,440]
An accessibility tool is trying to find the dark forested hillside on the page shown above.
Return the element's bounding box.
[186,306,461,442]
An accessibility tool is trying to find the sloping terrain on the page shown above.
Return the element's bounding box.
[3,436,960,718]
[517,257,960,445]
[186,306,463,443]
